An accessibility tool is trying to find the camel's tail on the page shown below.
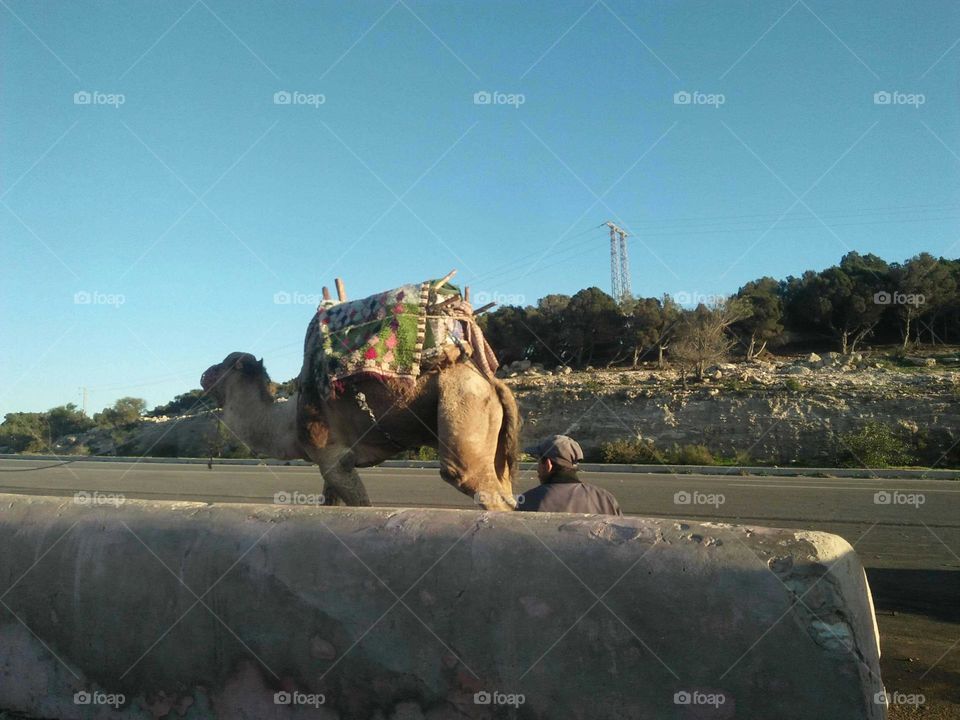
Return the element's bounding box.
[493,379,521,488]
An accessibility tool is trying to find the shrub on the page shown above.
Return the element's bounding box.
[670,443,716,465]
[600,438,664,464]
[838,422,914,468]
[416,446,439,461]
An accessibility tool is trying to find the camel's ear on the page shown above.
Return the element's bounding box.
[258,358,264,369]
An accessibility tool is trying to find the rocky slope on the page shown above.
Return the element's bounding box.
[503,353,960,466]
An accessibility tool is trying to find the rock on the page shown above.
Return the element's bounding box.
[558,366,572,375]
[712,370,723,380]
[806,353,822,364]
[781,365,811,376]
[904,356,936,367]
[517,360,532,371]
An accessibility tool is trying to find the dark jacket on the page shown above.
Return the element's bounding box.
[518,468,623,516]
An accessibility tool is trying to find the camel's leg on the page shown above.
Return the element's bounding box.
[317,446,371,506]
[437,364,515,511]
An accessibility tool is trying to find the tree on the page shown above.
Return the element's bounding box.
[890,253,956,348]
[149,389,212,417]
[670,299,749,386]
[622,295,681,368]
[733,277,783,360]
[46,403,93,438]
[561,287,621,366]
[94,397,147,429]
[480,305,538,365]
[786,261,885,354]
[0,403,93,452]
[0,412,46,452]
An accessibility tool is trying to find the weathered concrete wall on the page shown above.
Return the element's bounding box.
[0,495,885,719]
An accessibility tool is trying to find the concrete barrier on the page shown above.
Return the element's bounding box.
[0,494,885,719]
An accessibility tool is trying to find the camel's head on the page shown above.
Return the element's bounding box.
[201,352,271,407]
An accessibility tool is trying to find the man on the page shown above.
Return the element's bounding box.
[518,434,622,516]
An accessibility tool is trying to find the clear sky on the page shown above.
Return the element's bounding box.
[2,0,959,415]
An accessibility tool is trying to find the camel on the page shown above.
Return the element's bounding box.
[200,290,520,511]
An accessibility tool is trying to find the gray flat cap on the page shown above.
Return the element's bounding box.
[524,434,584,466]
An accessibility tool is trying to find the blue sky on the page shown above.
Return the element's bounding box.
[2,0,959,415]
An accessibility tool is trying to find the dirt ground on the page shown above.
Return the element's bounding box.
[880,612,960,719]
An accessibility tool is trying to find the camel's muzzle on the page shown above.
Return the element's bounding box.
[200,365,221,393]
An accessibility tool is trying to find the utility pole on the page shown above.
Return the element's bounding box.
[79,386,88,415]
[605,221,632,302]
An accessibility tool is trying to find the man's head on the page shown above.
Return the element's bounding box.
[525,434,584,482]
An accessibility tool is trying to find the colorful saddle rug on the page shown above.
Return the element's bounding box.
[308,280,477,399]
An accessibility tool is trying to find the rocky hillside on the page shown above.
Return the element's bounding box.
[501,352,960,466]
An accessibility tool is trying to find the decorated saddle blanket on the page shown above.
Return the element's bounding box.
[307,280,489,399]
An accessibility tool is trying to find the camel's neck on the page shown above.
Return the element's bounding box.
[221,387,303,461]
